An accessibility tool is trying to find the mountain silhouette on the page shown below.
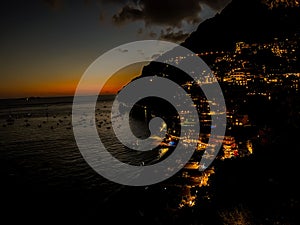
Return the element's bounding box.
[123,0,300,87]
[182,0,300,52]
[131,0,300,83]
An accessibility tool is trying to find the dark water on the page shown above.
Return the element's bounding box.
[0,95,196,224]
[0,96,298,225]
[0,96,110,188]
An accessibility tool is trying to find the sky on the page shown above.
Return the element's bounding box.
[0,0,231,98]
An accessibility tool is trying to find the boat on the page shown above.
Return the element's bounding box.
[158,148,169,159]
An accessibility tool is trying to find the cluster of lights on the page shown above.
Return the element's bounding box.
[263,0,300,9]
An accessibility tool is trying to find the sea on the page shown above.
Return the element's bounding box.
[0,95,298,225]
[0,95,212,224]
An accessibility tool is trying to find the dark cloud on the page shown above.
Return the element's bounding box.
[149,31,157,38]
[42,0,231,42]
[112,5,144,25]
[111,0,202,27]
[160,29,190,42]
[111,0,231,27]
[201,0,232,11]
[140,0,203,27]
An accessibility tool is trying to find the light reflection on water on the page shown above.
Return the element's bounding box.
[0,96,252,209]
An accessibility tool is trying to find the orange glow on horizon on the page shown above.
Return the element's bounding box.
[100,62,147,95]
[0,62,147,99]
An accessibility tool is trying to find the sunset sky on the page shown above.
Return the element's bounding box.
[0,0,230,98]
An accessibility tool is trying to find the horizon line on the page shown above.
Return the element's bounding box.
[0,93,117,101]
